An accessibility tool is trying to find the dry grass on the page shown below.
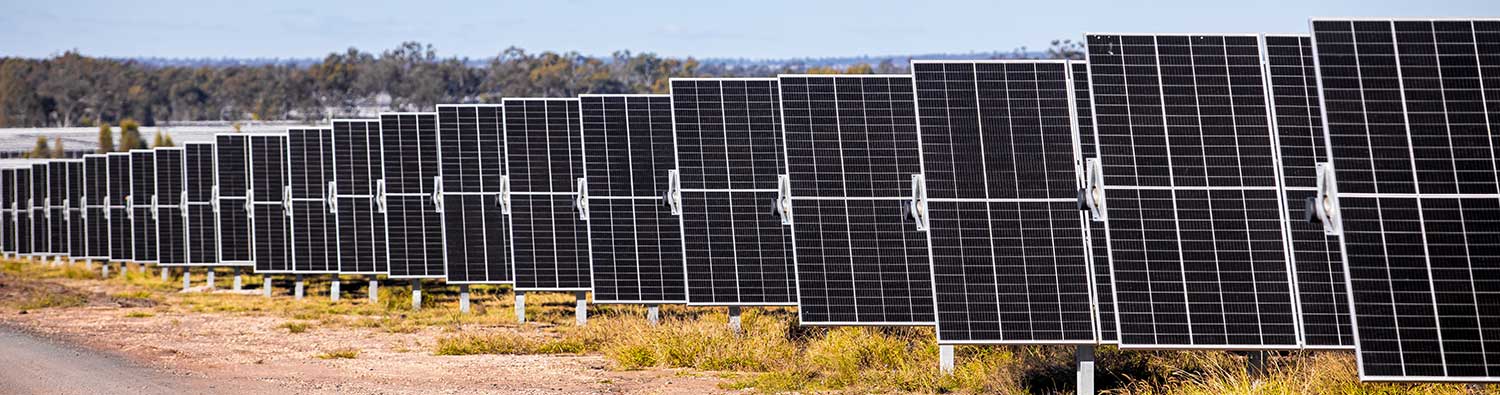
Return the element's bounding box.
[315,347,360,360]
[3,257,1498,394]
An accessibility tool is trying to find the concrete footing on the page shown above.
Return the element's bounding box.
[575,291,588,326]
[515,292,526,323]
[1077,345,1095,394]
[939,345,955,373]
[728,306,742,333]
[459,285,471,314]
[410,280,422,311]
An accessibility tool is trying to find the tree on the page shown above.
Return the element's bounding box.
[118,119,145,150]
[97,122,114,153]
[152,131,175,147]
[1045,39,1085,60]
[52,137,65,158]
[27,135,51,158]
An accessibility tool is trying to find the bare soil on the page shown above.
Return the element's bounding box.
[0,271,728,395]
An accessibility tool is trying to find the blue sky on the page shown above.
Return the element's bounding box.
[1,0,1494,60]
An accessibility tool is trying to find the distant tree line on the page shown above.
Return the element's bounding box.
[0,40,1083,129]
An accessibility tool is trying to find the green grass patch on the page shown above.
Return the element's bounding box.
[123,310,155,318]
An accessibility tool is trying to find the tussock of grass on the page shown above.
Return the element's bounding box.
[123,311,155,318]
[1111,351,1490,395]
[17,293,86,310]
[279,321,311,334]
[433,332,589,356]
[1,259,100,281]
[315,348,360,359]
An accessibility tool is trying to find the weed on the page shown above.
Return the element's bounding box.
[17,293,86,310]
[279,321,311,334]
[123,311,155,318]
[315,348,360,360]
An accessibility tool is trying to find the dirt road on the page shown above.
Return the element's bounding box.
[0,271,728,394]
[0,324,239,394]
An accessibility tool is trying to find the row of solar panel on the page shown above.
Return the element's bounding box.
[0,18,1495,383]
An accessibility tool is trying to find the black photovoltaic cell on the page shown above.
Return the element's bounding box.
[437,106,505,194]
[1262,34,1354,348]
[106,153,131,261]
[129,151,157,262]
[1311,18,1500,380]
[383,194,444,278]
[31,163,52,255]
[580,97,677,199]
[508,194,590,290]
[331,120,387,274]
[155,148,188,266]
[15,168,32,255]
[380,113,440,195]
[1086,34,1299,348]
[184,143,218,265]
[670,79,798,305]
[436,105,511,284]
[65,161,86,258]
[779,75,933,325]
[378,113,444,278]
[913,61,1095,342]
[215,135,253,265]
[503,99,591,290]
[249,135,291,273]
[1072,61,1119,343]
[46,162,67,255]
[580,95,686,303]
[1,169,13,254]
[288,128,338,273]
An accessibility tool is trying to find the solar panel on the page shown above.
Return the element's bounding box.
[1309,18,1500,381]
[1,168,15,254]
[1262,34,1355,349]
[154,148,188,266]
[43,162,67,256]
[288,128,338,274]
[668,78,798,306]
[14,168,32,256]
[81,155,110,260]
[1084,33,1300,348]
[183,143,219,266]
[128,150,158,263]
[248,134,291,273]
[911,61,1096,342]
[776,75,934,325]
[579,95,686,303]
[106,153,131,261]
[377,113,444,279]
[214,134,254,266]
[1071,60,1119,344]
[30,163,52,256]
[330,120,387,274]
[64,160,86,258]
[436,105,512,284]
[502,99,591,291]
